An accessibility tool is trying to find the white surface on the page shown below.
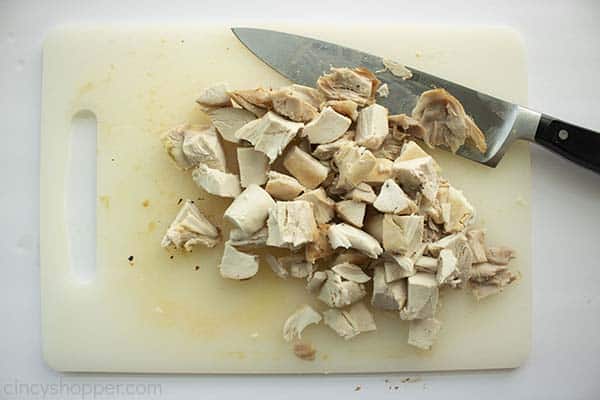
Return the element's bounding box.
[40,24,530,373]
[1,0,599,398]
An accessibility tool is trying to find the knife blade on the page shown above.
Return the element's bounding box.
[232,27,600,173]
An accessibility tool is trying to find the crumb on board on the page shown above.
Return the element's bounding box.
[354,385,361,391]
[142,199,150,208]
[99,195,110,209]
[293,342,316,361]
[127,255,135,266]
[194,265,200,271]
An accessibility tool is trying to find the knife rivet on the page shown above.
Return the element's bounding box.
[558,129,569,140]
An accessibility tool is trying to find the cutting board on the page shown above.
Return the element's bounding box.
[40,24,531,373]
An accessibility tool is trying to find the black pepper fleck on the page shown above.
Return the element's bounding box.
[194,266,200,271]
[169,255,174,259]
[128,256,134,262]
[177,198,183,205]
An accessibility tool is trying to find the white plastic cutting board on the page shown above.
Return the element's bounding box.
[40,24,531,373]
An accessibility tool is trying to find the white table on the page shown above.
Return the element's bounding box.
[1,0,599,399]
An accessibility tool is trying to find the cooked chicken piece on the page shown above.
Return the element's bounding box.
[265,254,289,279]
[371,265,408,310]
[303,106,352,144]
[229,88,272,117]
[265,171,305,201]
[305,224,334,263]
[412,88,487,153]
[428,233,474,285]
[373,179,417,215]
[332,141,377,190]
[228,226,268,248]
[397,140,434,164]
[466,229,487,263]
[219,242,259,280]
[160,124,194,170]
[333,250,371,267]
[415,256,438,273]
[317,67,380,106]
[373,136,405,160]
[382,215,424,256]
[312,132,354,160]
[224,184,275,234]
[196,83,231,107]
[364,212,384,244]
[436,248,459,286]
[318,270,366,308]
[332,263,371,283]
[282,304,322,342]
[306,270,328,293]
[335,200,366,228]
[192,164,241,198]
[444,186,475,233]
[267,201,318,249]
[355,104,389,150]
[283,145,330,189]
[328,223,383,259]
[161,200,220,251]
[470,263,517,300]
[271,84,324,122]
[384,253,416,282]
[388,115,425,141]
[342,302,377,333]
[279,254,314,279]
[344,183,377,204]
[235,111,303,163]
[486,246,516,265]
[408,318,441,350]
[296,188,335,224]
[376,83,389,98]
[393,156,439,201]
[382,59,413,80]
[364,158,394,184]
[400,273,439,320]
[208,107,256,143]
[321,100,359,121]
[293,342,316,361]
[181,125,227,172]
[323,309,359,340]
[470,262,509,282]
[236,147,269,187]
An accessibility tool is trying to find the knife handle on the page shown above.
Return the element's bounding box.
[535,114,600,173]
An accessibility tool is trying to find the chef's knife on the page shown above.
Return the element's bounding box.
[231,27,600,173]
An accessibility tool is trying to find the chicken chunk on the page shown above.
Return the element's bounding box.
[344,183,377,204]
[400,273,439,320]
[355,104,389,150]
[229,88,272,117]
[224,184,275,234]
[373,179,417,215]
[376,83,389,97]
[364,158,394,184]
[436,248,459,286]
[321,100,359,121]
[296,188,335,224]
[382,215,424,256]
[312,132,355,160]
[283,305,322,342]
[364,212,384,244]
[306,270,328,293]
[303,106,352,144]
[371,265,408,310]
[208,107,256,143]
[265,171,305,201]
[384,253,416,282]
[335,200,366,228]
[196,83,231,107]
[486,246,516,265]
[237,147,269,187]
[408,318,441,350]
[382,59,413,80]
[191,164,241,198]
[161,200,220,251]
[342,302,377,333]
[444,186,475,233]
[283,145,330,189]
[323,309,359,340]
[412,88,487,153]
[267,201,318,249]
[333,142,377,190]
[228,226,268,248]
[466,229,488,263]
[218,242,259,280]
[318,271,367,308]
[328,223,383,259]
[317,67,380,106]
[160,124,194,170]
[181,125,227,171]
[305,224,334,263]
[393,156,439,201]
[331,263,371,283]
[271,84,324,122]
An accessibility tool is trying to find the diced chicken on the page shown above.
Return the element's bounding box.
[444,186,475,233]
[415,256,438,273]
[303,106,352,144]
[323,309,359,340]
[267,201,318,248]
[192,164,241,198]
[342,302,377,333]
[265,254,289,279]
[397,141,436,166]
[332,263,371,283]
[181,125,227,172]
[408,318,441,350]
[321,100,359,121]
[283,145,330,189]
[373,136,405,160]
[382,59,413,80]
[466,229,488,263]
[373,179,417,215]
[344,183,377,204]
[208,107,256,143]
[333,142,377,190]
[436,249,459,286]
[196,83,231,107]
[218,242,259,280]
[376,83,389,97]
[271,84,324,122]
[224,184,275,234]
[364,158,394,184]
[306,270,327,293]
[237,147,269,187]
[279,255,314,279]
[228,226,268,248]
[318,270,367,308]
[393,156,439,201]
[400,273,439,320]
[388,115,426,141]
[317,67,380,106]
[412,88,487,153]
[305,224,334,263]
[382,214,424,256]
[160,124,194,170]
[384,253,416,282]
[470,263,517,300]
[470,263,509,282]
[235,111,303,163]
[312,132,354,160]
[355,104,389,150]
[282,304,322,342]
[161,200,220,251]
[371,265,408,310]
[428,233,474,285]
[333,250,371,267]
[328,223,383,259]
[335,200,366,228]
[265,171,305,200]
[486,246,516,265]
[229,88,272,117]
[296,188,335,224]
